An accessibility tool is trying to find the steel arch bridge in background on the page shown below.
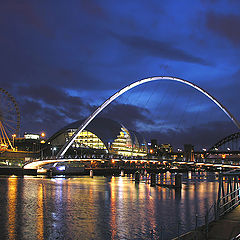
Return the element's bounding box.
[56,76,240,158]
[208,131,240,152]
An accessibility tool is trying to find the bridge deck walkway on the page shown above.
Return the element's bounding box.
[177,205,240,239]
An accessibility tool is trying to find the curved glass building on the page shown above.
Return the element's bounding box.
[48,118,147,157]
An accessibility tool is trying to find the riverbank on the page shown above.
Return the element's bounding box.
[174,205,240,240]
[0,166,183,176]
[0,167,37,176]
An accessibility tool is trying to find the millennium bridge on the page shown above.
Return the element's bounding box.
[21,76,240,171]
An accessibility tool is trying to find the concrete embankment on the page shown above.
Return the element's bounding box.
[44,167,188,176]
[0,167,184,176]
[173,205,240,240]
[0,168,37,176]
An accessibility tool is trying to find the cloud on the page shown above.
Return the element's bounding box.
[17,84,86,107]
[80,0,109,20]
[200,0,219,3]
[206,12,240,45]
[100,102,154,130]
[17,84,93,131]
[0,0,238,149]
[110,32,210,65]
[20,99,68,136]
[218,69,240,120]
[0,1,53,37]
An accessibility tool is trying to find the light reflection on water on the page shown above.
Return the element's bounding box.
[8,177,17,240]
[0,172,219,240]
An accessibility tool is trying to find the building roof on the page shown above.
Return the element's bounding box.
[48,117,146,148]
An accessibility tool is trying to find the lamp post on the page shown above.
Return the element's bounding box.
[39,132,46,158]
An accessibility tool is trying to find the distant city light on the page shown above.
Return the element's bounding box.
[24,133,39,140]
[41,132,46,138]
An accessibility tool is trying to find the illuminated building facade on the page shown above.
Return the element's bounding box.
[48,118,147,157]
[13,133,42,152]
[70,130,107,150]
[159,144,173,153]
[184,144,194,162]
[149,139,172,156]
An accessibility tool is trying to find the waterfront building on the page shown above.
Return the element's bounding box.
[14,133,42,152]
[47,118,147,157]
[184,144,194,162]
[151,139,158,149]
[149,139,173,156]
[159,143,173,153]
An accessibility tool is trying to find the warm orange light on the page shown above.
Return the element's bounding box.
[112,159,115,164]
[40,140,45,144]
[12,134,16,138]
[41,132,46,138]
[150,149,154,154]
[222,154,226,159]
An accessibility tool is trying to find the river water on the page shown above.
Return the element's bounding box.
[0,172,218,240]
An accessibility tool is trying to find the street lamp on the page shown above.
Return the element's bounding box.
[41,132,46,138]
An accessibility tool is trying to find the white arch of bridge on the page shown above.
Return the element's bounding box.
[56,76,240,158]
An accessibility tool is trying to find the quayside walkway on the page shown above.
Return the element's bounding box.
[207,205,240,240]
[176,204,240,240]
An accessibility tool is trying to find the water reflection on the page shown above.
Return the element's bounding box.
[37,184,44,240]
[8,177,17,240]
[0,173,220,240]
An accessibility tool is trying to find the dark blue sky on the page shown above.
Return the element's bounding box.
[0,0,239,150]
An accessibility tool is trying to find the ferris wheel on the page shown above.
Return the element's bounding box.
[0,88,20,151]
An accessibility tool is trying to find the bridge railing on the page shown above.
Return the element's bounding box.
[217,187,240,217]
[171,193,240,239]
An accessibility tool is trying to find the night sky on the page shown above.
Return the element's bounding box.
[0,0,239,150]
